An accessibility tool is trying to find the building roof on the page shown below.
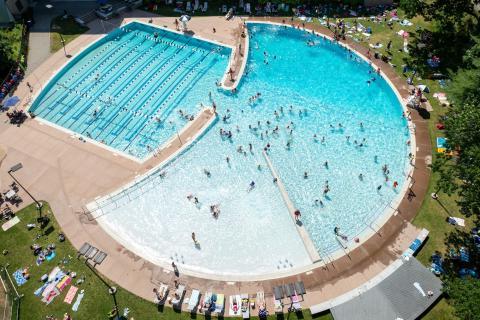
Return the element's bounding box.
[331,257,443,320]
[0,0,15,27]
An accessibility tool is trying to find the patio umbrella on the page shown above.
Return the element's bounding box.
[2,96,20,108]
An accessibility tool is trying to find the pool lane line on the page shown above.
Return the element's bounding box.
[122,48,217,149]
[90,38,196,142]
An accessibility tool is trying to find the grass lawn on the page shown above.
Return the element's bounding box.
[50,16,89,53]
[0,203,331,319]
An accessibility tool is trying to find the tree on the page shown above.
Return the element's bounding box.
[444,278,480,320]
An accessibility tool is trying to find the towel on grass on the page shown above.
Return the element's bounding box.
[64,286,78,304]
[72,290,85,312]
[13,269,27,286]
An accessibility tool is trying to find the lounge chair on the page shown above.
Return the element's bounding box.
[201,1,208,12]
[193,0,199,10]
[85,246,98,260]
[221,4,227,13]
[274,297,283,313]
[214,293,225,314]
[283,283,295,298]
[154,283,169,305]
[77,242,91,258]
[273,285,284,300]
[289,293,302,312]
[172,284,185,308]
[201,291,212,312]
[92,251,107,266]
[241,293,249,318]
[186,1,192,11]
[229,294,241,316]
[294,281,306,295]
[187,289,200,312]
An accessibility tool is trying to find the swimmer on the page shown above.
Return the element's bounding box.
[393,181,398,188]
[187,194,193,201]
[359,173,363,180]
[304,172,308,179]
[377,185,382,191]
[324,161,329,168]
[248,181,256,191]
[204,169,211,177]
[191,232,198,244]
[273,177,278,183]
[226,156,230,163]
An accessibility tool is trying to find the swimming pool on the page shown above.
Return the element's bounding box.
[29,21,231,159]
[85,22,411,277]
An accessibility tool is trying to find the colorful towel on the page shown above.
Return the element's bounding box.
[13,269,27,286]
[72,290,85,312]
[45,251,56,261]
[41,287,60,305]
[64,286,78,304]
[56,276,71,291]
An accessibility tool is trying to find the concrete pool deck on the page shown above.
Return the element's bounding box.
[0,11,431,314]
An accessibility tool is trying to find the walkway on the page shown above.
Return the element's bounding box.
[0,12,432,315]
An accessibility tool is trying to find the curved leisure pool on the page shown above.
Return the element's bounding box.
[39,22,411,277]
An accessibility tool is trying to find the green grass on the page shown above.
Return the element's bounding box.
[50,16,89,53]
[0,203,329,319]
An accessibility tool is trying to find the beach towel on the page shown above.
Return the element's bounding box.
[48,267,61,282]
[42,287,60,305]
[64,286,78,304]
[34,282,49,296]
[448,217,465,227]
[56,275,72,291]
[45,251,56,261]
[72,290,85,312]
[13,269,27,286]
[2,216,20,231]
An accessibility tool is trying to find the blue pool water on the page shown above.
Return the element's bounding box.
[30,21,231,159]
[82,22,409,275]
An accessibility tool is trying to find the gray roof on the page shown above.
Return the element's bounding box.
[331,258,442,320]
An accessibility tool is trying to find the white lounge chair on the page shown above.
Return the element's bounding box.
[193,0,199,10]
[186,1,192,11]
[214,293,225,314]
[229,294,241,316]
[187,289,200,312]
[201,291,212,312]
[154,283,169,305]
[172,284,185,308]
[202,1,208,12]
[221,4,227,13]
[274,297,283,313]
[241,293,249,318]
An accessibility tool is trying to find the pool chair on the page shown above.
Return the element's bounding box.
[92,251,107,266]
[154,283,169,305]
[273,286,284,313]
[214,293,225,314]
[193,0,199,10]
[186,1,192,11]
[201,2,208,12]
[294,281,306,296]
[187,289,200,312]
[288,293,302,312]
[77,242,91,258]
[283,283,295,298]
[85,246,99,260]
[241,293,249,319]
[229,294,241,316]
[201,291,212,312]
[172,284,186,309]
[221,4,227,13]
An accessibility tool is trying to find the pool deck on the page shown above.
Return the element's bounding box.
[0,11,432,315]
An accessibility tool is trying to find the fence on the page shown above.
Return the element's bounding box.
[0,265,23,320]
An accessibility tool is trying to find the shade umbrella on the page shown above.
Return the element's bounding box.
[2,96,20,108]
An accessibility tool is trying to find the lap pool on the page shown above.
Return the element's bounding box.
[36,21,411,277]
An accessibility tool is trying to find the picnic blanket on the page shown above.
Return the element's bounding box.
[72,290,85,312]
[64,285,78,304]
[2,216,20,231]
[12,269,27,286]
